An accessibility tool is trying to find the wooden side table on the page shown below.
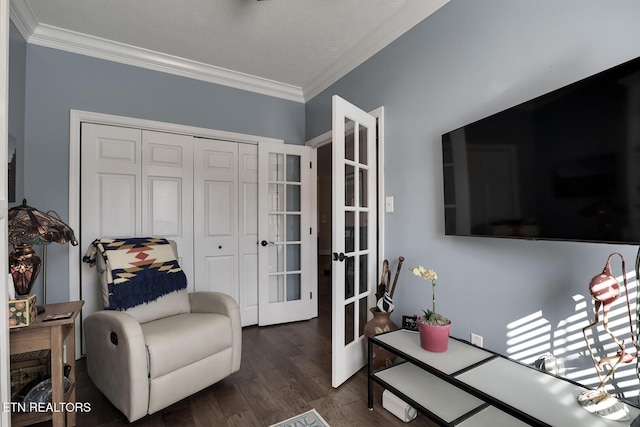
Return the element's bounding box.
[9,301,84,427]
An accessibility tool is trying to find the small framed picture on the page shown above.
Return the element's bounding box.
[402,315,418,331]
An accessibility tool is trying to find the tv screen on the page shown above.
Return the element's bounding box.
[442,55,640,244]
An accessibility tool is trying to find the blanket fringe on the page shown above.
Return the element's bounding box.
[108,270,187,310]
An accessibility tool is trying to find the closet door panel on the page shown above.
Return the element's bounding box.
[148,177,181,235]
[81,123,142,322]
[142,130,194,289]
[98,174,137,237]
[194,139,239,301]
[204,255,236,297]
[206,180,234,236]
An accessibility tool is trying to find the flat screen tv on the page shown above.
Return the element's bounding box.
[442,55,640,244]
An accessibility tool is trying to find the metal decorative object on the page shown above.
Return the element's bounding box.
[579,252,638,421]
[8,199,78,296]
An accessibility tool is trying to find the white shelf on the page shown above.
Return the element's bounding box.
[458,357,640,427]
[374,362,484,423]
[374,329,493,375]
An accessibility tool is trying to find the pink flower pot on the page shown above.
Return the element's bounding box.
[418,321,451,352]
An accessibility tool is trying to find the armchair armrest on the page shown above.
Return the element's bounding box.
[189,292,242,372]
[189,291,238,316]
[83,310,149,423]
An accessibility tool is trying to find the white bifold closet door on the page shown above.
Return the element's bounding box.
[193,138,259,325]
[80,124,259,328]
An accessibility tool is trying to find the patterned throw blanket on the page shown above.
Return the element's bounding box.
[83,237,187,310]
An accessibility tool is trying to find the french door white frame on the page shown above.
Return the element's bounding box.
[68,109,284,358]
[306,105,385,281]
[257,142,316,325]
[306,105,386,385]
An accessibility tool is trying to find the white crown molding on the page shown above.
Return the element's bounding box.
[303,0,450,101]
[8,5,306,104]
[28,24,305,103]
[9,0,38,40]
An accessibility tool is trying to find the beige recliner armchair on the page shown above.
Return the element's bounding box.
[83,238,241,422]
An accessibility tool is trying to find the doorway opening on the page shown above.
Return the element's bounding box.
[316,143,332,318]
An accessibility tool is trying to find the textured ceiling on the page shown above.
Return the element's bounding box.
[11,0,449,101]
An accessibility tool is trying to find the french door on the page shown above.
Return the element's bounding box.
[331,95,378,388]
[257,142,316,325]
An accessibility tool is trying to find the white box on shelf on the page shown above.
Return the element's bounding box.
[383,389,417,422]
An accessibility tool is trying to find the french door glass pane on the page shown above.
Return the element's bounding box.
[345,256,355,300]
[287,274,301,301]
[345,164,355,207]
[345,211,355,252]
[286,244,301,271]
[359,296,369,336]
[345,301,355,345]
[286,184,300,211]
[269,183,284,211]
[359,168,368,207]
[359,254,368,294]
[268,244,284,273]
[286,155,301,182]
[360,212,368,250]
[359,124,368,166]
[268,214,283,242]
[345,118,355,162]
[286,215,300,241]
[269,275,284,303]
[269,153,284,181]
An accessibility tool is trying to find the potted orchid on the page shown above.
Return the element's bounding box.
[410,265,451,352]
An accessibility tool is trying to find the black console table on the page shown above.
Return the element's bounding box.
[368,329,640,426]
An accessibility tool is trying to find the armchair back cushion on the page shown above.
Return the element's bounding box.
[92,238,190,323]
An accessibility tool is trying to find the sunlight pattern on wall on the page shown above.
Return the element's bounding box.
[506,271,640,403]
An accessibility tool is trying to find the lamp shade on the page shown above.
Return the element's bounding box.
[8,199,78,247]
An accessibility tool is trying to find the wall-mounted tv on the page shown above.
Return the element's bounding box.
[442,55,640,244]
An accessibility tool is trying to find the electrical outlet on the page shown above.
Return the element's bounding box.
[471,333,483,348]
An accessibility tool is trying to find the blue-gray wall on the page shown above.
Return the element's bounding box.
[21,45,305,304]
[12,0,640,397]
[307,0,640,396]
[8,21,26,206]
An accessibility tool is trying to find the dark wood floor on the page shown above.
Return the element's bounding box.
[32,275,438,427]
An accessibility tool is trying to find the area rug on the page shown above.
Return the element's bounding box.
[269,408,330,427]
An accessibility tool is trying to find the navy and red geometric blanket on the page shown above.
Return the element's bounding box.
[83,237,187,310]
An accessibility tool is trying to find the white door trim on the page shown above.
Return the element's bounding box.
[0,0,11,420]
[69,109,284,357]
[306,106,385,268]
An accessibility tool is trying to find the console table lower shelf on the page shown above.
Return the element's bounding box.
[10,301,84,427]
[368,329,640,427]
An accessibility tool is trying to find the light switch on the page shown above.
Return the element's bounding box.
[385,196,394,213]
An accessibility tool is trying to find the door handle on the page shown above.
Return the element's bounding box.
[260,240,275,247]
[332,252,346,262]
